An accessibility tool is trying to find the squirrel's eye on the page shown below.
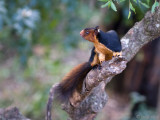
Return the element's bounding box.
[86,31,89,34]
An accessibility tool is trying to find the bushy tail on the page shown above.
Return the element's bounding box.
[46,62,92,120]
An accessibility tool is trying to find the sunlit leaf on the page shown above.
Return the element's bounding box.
[111,1,117,11]
[133,0,150,9]
[139,1,150,8]
[151,1,159,13]
[101,1,111,8]
[128,10,131,19]
[130,2,136,13]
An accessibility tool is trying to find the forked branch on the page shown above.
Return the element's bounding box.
[47,7,160,120]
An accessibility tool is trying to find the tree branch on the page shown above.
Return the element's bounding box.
[0,107,30,120]
[47,7,160,120]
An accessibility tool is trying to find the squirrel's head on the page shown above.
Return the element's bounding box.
[80,26,100,42]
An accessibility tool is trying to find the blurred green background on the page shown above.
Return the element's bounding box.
[0,0,159,120]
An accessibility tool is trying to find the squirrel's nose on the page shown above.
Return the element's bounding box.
[80,30,84,36]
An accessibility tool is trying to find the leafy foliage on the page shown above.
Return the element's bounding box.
[99,0,159,18]
[0,0,40,64]
[0,0,97,65]
[152,0,160,13]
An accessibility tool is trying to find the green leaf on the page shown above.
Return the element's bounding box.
[128,10,131,19]
[133,0,149,8]
[108,1,111,8]
[130,2,136,13]
[151,1,159,13]
[139,1,150,8]
[111,1,117,11]
[101,1,111,8]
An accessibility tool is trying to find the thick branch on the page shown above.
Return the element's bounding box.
[61,8,160,120]
[47,7,160,120]
[0,107,30,120]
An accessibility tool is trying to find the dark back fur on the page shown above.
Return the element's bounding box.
[97,30,122,52]
[89,47,96,62]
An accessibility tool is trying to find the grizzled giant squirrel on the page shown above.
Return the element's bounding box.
[46,26,122,120]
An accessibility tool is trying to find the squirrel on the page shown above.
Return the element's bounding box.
[46,26,122,120]
[80,26,122,63]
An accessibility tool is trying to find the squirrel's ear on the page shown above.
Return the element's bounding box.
[95,26,99,30]
[94,26,100,35]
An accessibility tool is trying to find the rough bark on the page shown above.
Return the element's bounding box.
[48,7,160,120]
[158,80,160,120]
[0,107,30,120]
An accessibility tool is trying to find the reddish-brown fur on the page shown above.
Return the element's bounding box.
[80,27,114,61]
[46,62,93,120]
[55,62,92,103]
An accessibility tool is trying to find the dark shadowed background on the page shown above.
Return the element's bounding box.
[0,0,159,120]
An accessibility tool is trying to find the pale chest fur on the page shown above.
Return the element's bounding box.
[94,41,113,55]
[93,36,114,61]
